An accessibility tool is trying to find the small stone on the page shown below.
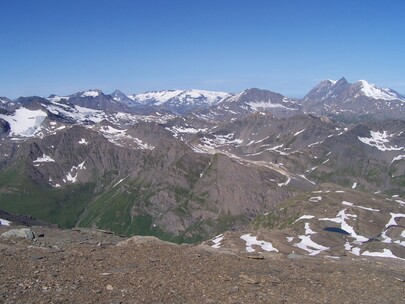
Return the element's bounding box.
[30,255,44,261]
[239,274,260,284]
[266,276,282,284]
[246,253,264,260]
[228,286,239,293]
[106,284,114,291]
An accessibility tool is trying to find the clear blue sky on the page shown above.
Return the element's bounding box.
[1,0,404,98]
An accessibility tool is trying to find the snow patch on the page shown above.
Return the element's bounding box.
[240,234,278,253]
[167,126,207,134]
[277,177,291,187]
[294,235,329,256]
[385,213,405,228]
[304,222,316,235]
[211,234,224,249]
[294,215,315,223]
[33,154,55,163]
[298,174,316,185]
[358,131,403,151]
[65,161,86,184]
[362,249,405,261]
[319,209,368,243]
[392,155,405,163]
[341,201,379,212]
[78,138,88,145]
[0,218,11,226]
[199,133,242,149]
[247,101,295,111]
[395,199,405,206]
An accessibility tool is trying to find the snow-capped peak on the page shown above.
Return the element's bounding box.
[111,90,130,102]
[47,95,68,102]
[356,80,404,101]
[181,89,230,105]
[81,89,103,98]
[130,90,184,105]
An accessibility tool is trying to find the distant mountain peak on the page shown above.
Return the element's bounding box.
[80,89,103,97]
[354,80,404,101]
[303,78,405,120]
[127,89,230,112]
[336,77,348,84]
[326,79,337,85]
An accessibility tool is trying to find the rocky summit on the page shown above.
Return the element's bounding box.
[0,79,405,302]
[0,225,404,304]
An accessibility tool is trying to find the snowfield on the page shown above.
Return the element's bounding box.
[0,108,47,137]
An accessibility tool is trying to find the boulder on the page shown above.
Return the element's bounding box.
[2,228,35,240]
[116,235,176,247]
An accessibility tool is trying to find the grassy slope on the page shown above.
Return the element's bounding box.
[0,164,95,228]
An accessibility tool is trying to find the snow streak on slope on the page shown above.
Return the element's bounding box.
[247,101,294,111]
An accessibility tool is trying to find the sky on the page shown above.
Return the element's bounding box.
[1,0,404,98]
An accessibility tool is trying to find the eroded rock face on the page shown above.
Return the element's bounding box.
[0,118,10,135]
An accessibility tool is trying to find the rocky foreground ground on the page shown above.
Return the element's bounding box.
[0,225,404,304]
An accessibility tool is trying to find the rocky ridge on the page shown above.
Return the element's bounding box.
[0,224,404,304]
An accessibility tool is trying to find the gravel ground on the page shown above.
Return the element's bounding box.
[0,226,404,304]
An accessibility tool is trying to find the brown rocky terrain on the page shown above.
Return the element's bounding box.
[1,225,404,304]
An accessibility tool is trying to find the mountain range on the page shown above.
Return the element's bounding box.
[0,78,404,260]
